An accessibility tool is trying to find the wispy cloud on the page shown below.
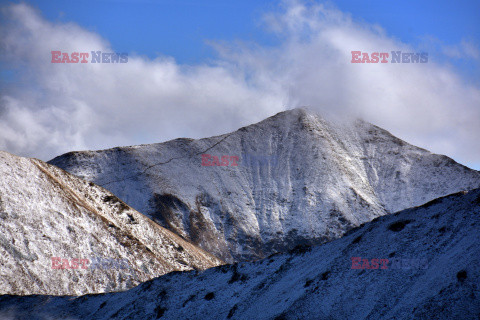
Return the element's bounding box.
[441,39,479,60]
[1,1,479,169]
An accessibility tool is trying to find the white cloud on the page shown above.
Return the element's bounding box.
[443,39,479,60]
[0,1,479,169]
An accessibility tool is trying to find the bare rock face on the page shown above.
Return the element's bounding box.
[0,151,222,296]
[3,188,479,319]
[49,108,480,262]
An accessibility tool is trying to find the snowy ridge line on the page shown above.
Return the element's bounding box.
[99,133,235,187]
[48,108,480,262]
[1,188,478,319]
[0,151,223,295]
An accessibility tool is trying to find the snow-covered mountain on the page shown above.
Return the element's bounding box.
[49,108,480,262]
[3,188,479,319]
[0,151,222,296]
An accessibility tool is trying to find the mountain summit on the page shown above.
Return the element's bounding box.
[49,108,480,262]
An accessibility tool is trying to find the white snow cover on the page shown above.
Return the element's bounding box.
[49,108,480,262]
[0,151,222,295]
[2,188,479,319]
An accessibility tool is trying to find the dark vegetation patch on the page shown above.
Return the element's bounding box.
[149,193,190,236]
[118,234,141,249]
[288,244,312,255]
[320,271,330,281]
[218,264,234,273]
[126,213,137,223]
[190,193,227,253]
[352,235,362,244]
[274,314,287,320]
[158,289,167,298]
[267,252,282,264]
[227,304,238,319]
[182,294,196,307]
[228,265,248,284]
[387,220,412,232]
[457,270,467,282]
[141,280,154,291]
[176,259,188,266]
[204,292,215,301]
[422,197,443,209]
[255,281,266,291]
[154,305,166,318]
[431,213,441,219]
[102,195,129,212]
[304,279,313,287]
[103,195,118,203]
[329,208,354,231]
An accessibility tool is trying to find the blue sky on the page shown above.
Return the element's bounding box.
[12,0,480,65]
[15,0,281,63]
[0,0,479,169]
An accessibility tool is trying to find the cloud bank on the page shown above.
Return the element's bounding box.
[1,1,479,169]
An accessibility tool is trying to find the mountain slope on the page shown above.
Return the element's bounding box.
[2,188,479,319]
[49,108,480,262]
[0,151,222,296]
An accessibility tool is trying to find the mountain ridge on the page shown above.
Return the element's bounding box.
[0,151,223,296]
[48,108,480,262]
[2,187,479,319]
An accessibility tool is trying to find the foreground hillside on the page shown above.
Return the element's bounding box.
[0,151,222,295]
[2,188,479,319]
[49,108,480,262]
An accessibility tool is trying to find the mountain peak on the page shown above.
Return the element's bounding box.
[48,109,480,262]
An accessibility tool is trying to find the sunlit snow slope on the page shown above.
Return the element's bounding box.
[0,151,222,295]
[49,108,480,262]
[2,188,479,319]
